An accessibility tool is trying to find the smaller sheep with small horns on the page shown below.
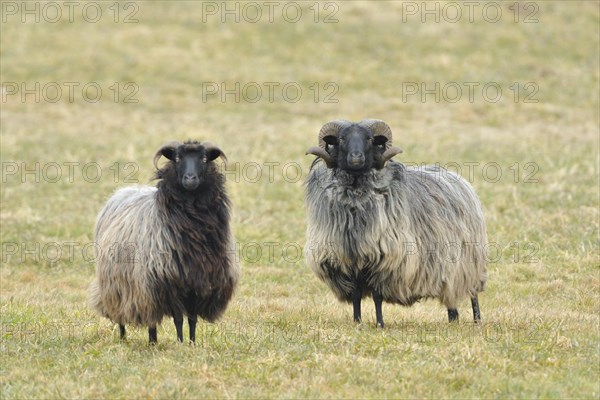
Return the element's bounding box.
[90,140,240,343]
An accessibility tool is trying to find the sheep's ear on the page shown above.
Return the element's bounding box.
[373,135,388,146]
[205,147,227,163]
[153,141,181,170]
[160,147,177,161]
[322,135,338,146]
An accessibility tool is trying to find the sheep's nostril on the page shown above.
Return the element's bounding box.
[183,174,198,182]
[182,174,200,190]
[348,153,365,166]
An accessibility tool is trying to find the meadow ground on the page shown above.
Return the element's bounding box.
[1,1,599,398]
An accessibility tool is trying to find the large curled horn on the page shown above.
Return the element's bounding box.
[359,119,403,169]
[317,119,352,149]
[358,119,393,149]
[305,119,352,168]
[153,141,182,170]
[201,141,228,165]
[305,146,333,167]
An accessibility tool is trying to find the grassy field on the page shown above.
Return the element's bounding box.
[1,1,599,398]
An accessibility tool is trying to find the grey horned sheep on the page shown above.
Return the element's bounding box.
[304,119,487,327]
[89,140,240,343]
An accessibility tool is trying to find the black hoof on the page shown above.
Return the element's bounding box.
[448,308,459,322]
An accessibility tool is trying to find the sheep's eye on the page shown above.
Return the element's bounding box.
[202,156,207,163]
[174,155,180,162]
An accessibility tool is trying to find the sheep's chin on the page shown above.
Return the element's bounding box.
[341,164,370,175]
[182,181,200,191]
[347,159,365,169]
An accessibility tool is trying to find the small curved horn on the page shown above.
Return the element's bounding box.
[305,146,333,168]
[201,142,228,165]
[153,141,182,170]
[318,119,353,148]
[358,119,393,149]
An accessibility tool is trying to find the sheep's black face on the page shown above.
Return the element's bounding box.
[160,144,224,192]
[178,150,206,191]
[324,126,388,174]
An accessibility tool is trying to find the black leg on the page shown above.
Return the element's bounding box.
[373,290,384,328]
[448,308,459,322]
[148,326,157,344]
[174,317,184,342]
[471,295,481,322]
[353,286,362,323]
[188,316,197,343]
[119,324,126,340]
